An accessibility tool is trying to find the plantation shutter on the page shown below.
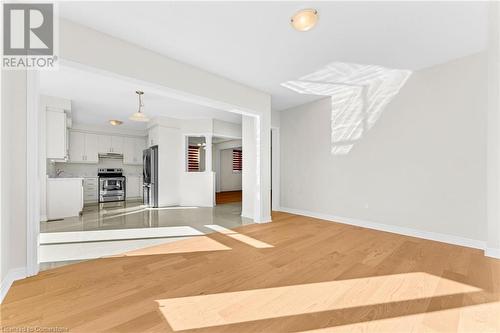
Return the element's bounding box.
[232,149,242,173]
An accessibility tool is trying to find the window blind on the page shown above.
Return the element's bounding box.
[232,149,242,173]
[188,145,200,172]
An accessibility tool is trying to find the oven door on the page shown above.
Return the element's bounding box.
[99,177,126,202]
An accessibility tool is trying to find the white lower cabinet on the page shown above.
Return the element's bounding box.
[83,177,98,203]
[126,176,143,200]
[47,178,84,219]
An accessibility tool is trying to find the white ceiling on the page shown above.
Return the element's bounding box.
[39,66,242,130]
[59,1,488,111]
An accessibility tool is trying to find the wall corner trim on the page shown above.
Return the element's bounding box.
[279,207,488,252]
[0,267,27,303]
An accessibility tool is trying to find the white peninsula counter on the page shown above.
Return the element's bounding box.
[47,177,84,220]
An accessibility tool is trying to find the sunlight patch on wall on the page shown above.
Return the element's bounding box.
[282,62,411,155]
[156,272,480,331]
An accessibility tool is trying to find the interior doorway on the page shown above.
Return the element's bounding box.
[213,136,242,205]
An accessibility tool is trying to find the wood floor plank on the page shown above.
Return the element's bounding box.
[215,191,242,204]
[1,212,499,332]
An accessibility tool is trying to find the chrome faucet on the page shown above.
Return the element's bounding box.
[55,168,64,177]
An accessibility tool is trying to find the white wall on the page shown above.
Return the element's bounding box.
[280,53,488,242]
[271,109,281,128]
[213,119,241,138]
[1,70,28,286]
[220,148,242,191]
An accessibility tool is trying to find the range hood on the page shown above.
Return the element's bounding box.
[98,152,123,160]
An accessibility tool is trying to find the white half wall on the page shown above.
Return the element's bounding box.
[180,172,215,207]
[280,53,488,244]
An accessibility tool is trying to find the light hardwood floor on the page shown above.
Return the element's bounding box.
[2,212,499,332]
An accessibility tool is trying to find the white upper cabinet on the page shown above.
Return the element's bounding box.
[98,135,113,153]
[111,136,124,154]
[46,109,68,161]
[67,131,146,165]
[123,137,145,165]
[69,132,101,163]
[148,126,159,147]
[69,131,85,163]
[98,135,124,153]
[85,134,100,163]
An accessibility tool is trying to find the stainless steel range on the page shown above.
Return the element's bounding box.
[98,168,126,202]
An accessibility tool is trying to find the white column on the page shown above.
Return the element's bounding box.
[242,113,272,223]
[242,116,256,219]
[205,134,213,172]
[256,110,272,223]
[487,1,500,258]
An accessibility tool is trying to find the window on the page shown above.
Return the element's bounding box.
[186,136,206,172]
[232,149,242,173]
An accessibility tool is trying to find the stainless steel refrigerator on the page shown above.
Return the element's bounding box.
[143,145,158,207]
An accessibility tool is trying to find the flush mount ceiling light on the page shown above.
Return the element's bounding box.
[291,9,318,32]
[109,120,123,126]
[129,90,150,122]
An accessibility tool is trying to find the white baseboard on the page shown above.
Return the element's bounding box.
[485,247,500,259]
[241,213,253,219]
[279,207,488,252]
[0,267,27,303]
[255,215,272,223]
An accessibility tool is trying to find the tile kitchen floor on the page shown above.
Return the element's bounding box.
[40,201,251,233]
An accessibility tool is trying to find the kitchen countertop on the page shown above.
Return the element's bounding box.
[47,177,84,181]
[47,175,142,179]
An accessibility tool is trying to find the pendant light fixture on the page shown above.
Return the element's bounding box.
[129,90,149,122]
